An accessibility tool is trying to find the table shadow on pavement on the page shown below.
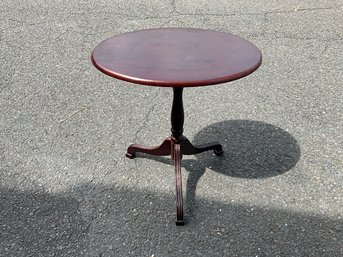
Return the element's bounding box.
[193,120,301,179]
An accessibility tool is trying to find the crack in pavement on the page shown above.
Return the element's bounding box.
[297,4,343,12]
[1,4,342,36]
[133,90,161,143]
[1,2,342,34]
[170,0,343,17]
[171,0,182,16]
[320,44,330,55]
[270,35,343,42]
[101,157,124,179]
[130,89,162,175]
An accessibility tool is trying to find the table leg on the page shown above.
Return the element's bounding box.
[126,137,172,159]
[179,136,223,156]
[172,142,184,225]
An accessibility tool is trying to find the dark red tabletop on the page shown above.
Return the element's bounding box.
[91,28,262,87]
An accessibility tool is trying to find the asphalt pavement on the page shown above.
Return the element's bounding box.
[1,0,342,256]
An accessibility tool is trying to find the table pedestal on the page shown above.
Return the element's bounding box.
[126,88,223,225]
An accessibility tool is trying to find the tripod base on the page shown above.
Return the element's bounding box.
[126,135,223,225]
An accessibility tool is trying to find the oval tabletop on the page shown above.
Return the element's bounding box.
[91,28,262,87]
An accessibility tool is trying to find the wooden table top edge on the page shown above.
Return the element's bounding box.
[91,50,262,87]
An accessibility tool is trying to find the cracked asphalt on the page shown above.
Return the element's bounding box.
[1,0,342,256]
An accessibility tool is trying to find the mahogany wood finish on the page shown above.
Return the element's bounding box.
[172,143,184,225]
[171,87,184,139]
[126,137,172,159]
[126,136,223,158]
[92,28,262,87]
[91,28,262,225]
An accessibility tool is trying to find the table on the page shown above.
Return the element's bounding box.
[91,28,262,225]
